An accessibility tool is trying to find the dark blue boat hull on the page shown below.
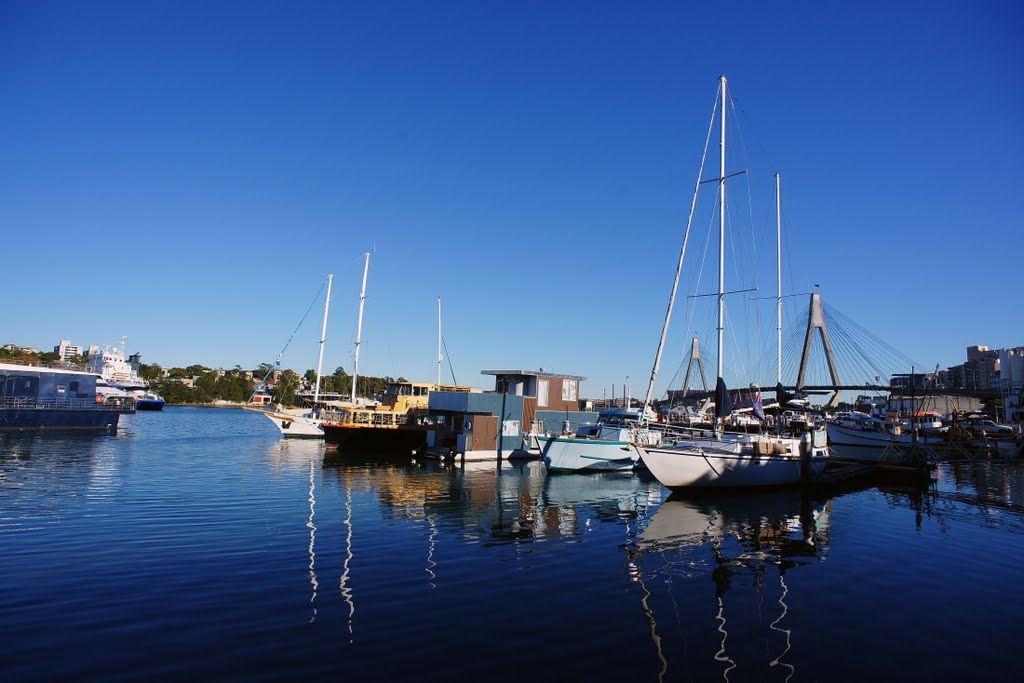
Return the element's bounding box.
[0,408,121,432]
[135,399,165,411]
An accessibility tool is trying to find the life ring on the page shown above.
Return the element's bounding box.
[95,394,104,403]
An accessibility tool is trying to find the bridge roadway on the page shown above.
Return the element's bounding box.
[669,385,1000,401]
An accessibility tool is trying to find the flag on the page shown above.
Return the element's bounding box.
[753,389,765,421]
[715,377,733,419]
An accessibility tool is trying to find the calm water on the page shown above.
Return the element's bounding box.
[2,407,1024,682]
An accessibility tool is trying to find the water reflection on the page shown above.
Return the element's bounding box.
[628,490,832,682]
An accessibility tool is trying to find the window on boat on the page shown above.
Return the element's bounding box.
[70,381,79,392]
[0,374,5,397]
[7,376,39,398]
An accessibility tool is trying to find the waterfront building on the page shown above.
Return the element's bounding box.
[55,340,83,360]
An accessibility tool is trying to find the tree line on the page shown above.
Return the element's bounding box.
[1,346,408,407]
[147,364,406,407]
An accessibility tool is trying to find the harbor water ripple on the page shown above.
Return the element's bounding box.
[3,407,1024,681]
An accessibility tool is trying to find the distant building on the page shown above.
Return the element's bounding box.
[946,345,1001,391]
[55,340,83,360]
[3,343,40,355]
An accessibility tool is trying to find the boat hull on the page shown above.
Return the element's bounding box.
[538,436,640,472]
[0,407,121,432]
[259,410,324,439]
[135,399,165,411]
[323,423,427,454]
[638,441,827,489]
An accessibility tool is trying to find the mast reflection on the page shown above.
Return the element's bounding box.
[628,490,832,682]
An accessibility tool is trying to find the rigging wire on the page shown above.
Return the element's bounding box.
[251,278,328,398]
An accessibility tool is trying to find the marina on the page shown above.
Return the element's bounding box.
[3,406,1024,681]
[3,4,1022,681]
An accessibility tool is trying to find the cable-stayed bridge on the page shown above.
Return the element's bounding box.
[665,293,993,406]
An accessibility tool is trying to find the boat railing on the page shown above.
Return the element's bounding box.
[0,396,134,412]
[322,409,409,428]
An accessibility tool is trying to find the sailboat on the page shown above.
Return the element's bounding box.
[253,272,335,438]
[634,75,828,489]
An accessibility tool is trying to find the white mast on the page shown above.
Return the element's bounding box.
[775,173,783,385]
[717,75,727,382]
[351,253,370,405]
[436,297,442,385]
[313,273,333,403]
[640,79,720,418]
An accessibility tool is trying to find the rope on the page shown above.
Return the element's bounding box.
[250,279,328,400]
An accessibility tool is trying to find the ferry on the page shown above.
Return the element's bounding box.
[322,380,473,454]
[86,338,165,410]
[0,361,133,432]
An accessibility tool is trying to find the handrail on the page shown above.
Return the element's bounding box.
[0,396,133,411]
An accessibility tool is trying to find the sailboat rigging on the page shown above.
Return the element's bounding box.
[634,75,829,488]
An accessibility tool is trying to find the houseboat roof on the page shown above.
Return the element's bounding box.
[0,361,100,377]
[481,369,588,381]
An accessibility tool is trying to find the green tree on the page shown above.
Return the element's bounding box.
[276,369,301,406]
[140,363,163,381]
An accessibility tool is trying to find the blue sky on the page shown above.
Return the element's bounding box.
[2,1,1021,399]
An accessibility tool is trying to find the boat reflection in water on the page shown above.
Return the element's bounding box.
[628,490,832,682]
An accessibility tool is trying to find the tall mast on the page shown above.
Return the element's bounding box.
[436,296,442,385]
[640,77,720,418]
[775,173,782,385]
[351,253,370,405]
[717,75,727,381]
[313,273,333,403]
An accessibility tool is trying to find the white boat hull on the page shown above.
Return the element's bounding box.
[638,436,827,489]
[260,410,325,438]
[538,436,640,472]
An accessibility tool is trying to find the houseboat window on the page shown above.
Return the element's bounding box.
[0,374,5,397]
[561,381,577,401]
[7,376,39,398]
[537,380,549,408]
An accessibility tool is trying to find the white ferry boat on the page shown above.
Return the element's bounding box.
[86,338,165,411]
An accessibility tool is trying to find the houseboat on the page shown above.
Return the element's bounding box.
[422,369,598,461]
[0,361,133,432]
[321,380,473,454]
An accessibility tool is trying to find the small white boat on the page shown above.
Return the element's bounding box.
[539,409,661,472]
[637,430,828,489]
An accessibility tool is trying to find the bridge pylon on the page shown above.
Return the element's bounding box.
[681,336,709,397]
[796,292,842,407]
